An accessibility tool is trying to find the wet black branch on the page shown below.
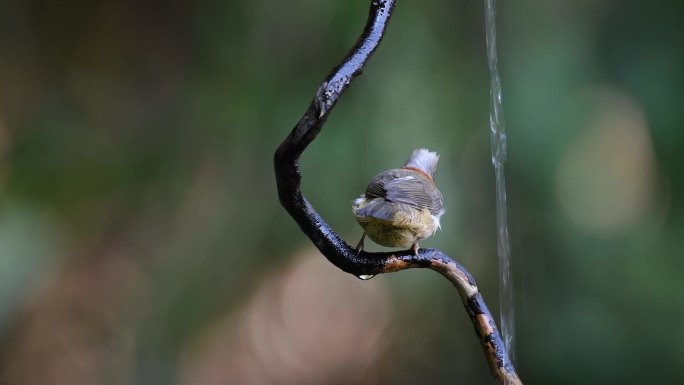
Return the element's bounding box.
[274,1,522,384]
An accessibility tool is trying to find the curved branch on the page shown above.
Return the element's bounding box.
[274,1,522,384]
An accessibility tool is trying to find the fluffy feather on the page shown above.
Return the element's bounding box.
[404,148,440,177]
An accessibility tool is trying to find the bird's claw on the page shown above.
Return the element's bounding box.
[356,233,366,256]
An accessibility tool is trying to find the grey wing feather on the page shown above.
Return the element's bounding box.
[365,179,387,199]
[431,188,444,216]
[365,169,443,216]
[354,198,397,222]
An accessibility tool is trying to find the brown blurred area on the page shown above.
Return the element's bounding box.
[1,0,684,384]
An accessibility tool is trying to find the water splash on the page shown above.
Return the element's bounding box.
[484,0,516,363]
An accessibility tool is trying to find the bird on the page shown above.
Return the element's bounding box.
[352,148,445,255]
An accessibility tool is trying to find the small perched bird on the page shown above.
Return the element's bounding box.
[353,148,445,254]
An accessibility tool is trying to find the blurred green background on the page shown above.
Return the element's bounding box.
[1,0,683,384]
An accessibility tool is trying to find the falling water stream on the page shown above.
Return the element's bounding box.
[484,0,515,363]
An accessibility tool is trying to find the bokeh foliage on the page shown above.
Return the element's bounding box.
[1,0,683,384]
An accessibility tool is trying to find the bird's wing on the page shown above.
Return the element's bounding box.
[431,188,444,217]
[354,198,397,222]
[365,169,442,215]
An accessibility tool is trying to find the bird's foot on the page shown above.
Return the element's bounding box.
[411,243,419,255]
[356,233,366,256]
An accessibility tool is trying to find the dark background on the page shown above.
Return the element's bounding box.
[1,0,683,384]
